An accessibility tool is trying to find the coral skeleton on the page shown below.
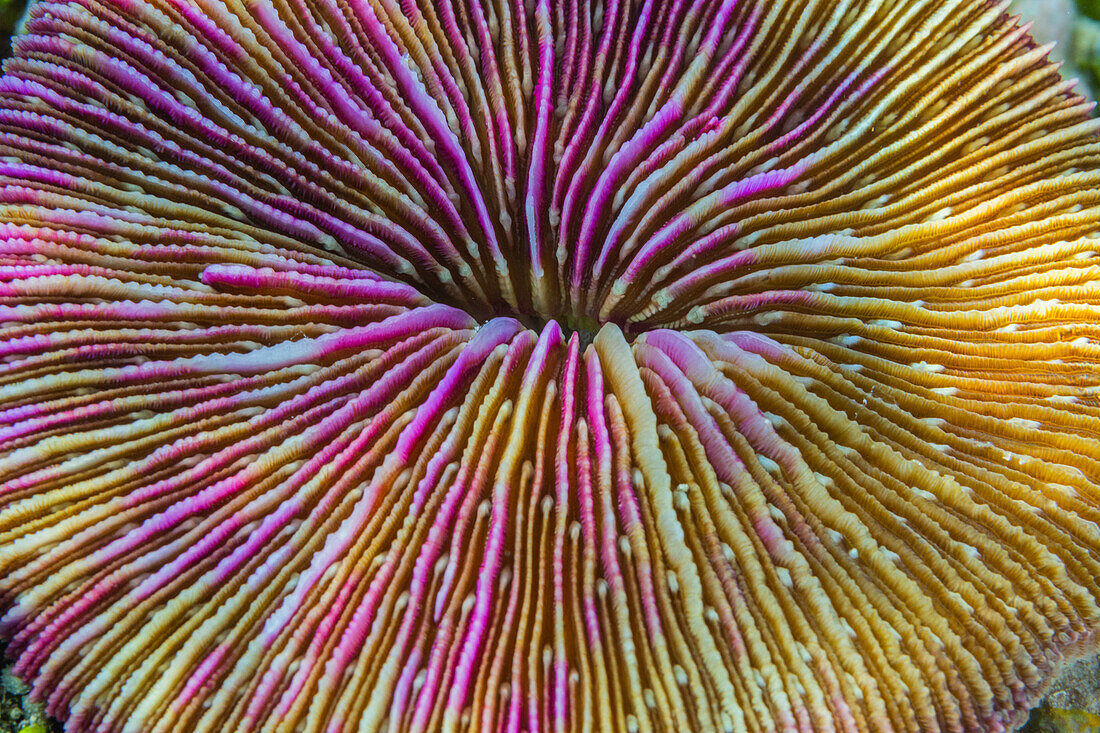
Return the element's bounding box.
[1,0,1100,731]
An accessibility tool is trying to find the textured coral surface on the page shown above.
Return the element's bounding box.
[2,0,1100,731]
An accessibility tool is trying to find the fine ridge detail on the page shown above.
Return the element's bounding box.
[1,1,1099,732]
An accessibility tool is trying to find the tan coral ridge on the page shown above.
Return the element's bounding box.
[1,0,1100,731]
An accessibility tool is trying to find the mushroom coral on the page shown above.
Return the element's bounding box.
[1,0,1100,730]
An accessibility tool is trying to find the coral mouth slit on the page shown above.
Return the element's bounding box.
[3,1,1100,732]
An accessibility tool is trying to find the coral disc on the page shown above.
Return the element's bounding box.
[1,0,1100,732]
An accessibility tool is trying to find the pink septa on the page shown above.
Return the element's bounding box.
[441,322,563,721]
[524,0,555,294]
[252,570,360,724]
[176,641,233,709]
[200,263,425,304]
[157,304,472,375]
[397,317,525,464]
[434,330,539,617]
[19,333,458,694]
[550,333,580,730]
[387,647,422,730]
[622,161,809,287]
[348,0,509,291]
